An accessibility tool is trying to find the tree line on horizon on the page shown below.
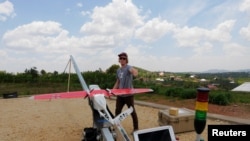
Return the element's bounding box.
[1,65,250,85]
[1,65,250,105]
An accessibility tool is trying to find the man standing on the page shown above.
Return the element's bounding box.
[113,52,139,132]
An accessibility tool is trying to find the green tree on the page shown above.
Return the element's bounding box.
[24,67,39,82]
[40,69,46,75]
[106,64,119,74]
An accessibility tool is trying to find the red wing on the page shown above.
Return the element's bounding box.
[30,91,88,100]
[110,88,153,96]
[30,88,153,100]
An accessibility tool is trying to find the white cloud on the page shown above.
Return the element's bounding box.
[81,11,91,16]
[77,3,83,8]
[173,26,208,48]
[80,0,144,46]
[2,21,76,56]
[210,20,235,42]
[135,17,176,42]
[0,0,15,21]
[79,35,115,48]
[193,42,213,56]
[173,20,235,48]
[0,49,7,57]
[162,1,207,25]
[222,43,248,57]
[239,0,250,13]
[1,0,250,73]
[239,23,250,40]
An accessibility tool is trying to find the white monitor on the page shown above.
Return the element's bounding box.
[133,125,176,141]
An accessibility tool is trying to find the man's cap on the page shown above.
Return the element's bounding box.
[118,52,128,57]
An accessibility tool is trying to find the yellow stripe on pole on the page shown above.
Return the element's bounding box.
[195,101,208,111]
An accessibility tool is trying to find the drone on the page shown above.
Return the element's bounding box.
[30,55,153,141]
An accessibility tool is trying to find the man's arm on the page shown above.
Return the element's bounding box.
[113,79,119,89]
[130,67,138,77]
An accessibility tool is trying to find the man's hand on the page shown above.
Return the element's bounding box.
[130,67,138,77]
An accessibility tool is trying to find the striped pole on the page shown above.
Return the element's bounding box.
[194,88,210,141]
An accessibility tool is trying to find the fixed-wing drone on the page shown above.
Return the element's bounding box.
[30,55,153,141]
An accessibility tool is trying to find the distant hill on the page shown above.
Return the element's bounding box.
[203,69,250,73]
[134,66,152,74]
[133,66,250,74]
[133,67,250,74]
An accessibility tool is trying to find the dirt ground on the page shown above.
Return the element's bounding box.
[141,97,250,120]
[0,97,248,141]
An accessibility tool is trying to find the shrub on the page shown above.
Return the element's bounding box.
[179,89,196,99]
[209,91,232,105]
[164,87,196,99]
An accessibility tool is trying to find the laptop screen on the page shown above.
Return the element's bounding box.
[133,126,176,141]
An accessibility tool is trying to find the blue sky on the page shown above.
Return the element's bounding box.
[1,0,250,73]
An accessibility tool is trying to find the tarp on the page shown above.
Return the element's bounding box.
[231,82,250,92]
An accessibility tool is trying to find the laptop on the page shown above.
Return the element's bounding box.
[133,125,176,141]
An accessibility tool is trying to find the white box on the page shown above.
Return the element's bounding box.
[169,107,179,116]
